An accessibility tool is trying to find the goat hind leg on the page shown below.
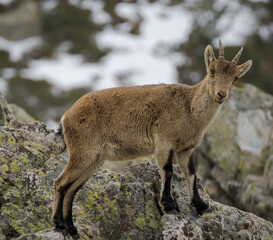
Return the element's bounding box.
[52,162,83,232]
[62,175,88,239]
[62,154,103,239]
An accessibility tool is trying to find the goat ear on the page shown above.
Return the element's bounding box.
[237,60,252,78]
[204,45,216,71]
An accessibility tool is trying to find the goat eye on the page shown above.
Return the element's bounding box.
[210,68,215,76]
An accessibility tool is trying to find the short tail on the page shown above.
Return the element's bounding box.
[55,122,66,152]
[56,123,64,137]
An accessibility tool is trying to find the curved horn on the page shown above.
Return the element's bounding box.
[218,39,225,60]
[232,47,243,65]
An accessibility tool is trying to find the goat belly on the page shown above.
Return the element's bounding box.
[103,142,154,161]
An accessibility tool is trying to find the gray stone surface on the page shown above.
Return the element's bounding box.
[197,83,273,222]
[8,104,36,124]
[0,90,272,239]
[0,0,41,40]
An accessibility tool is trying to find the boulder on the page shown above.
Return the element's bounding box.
[0,0,41,41]
[0,90,272,239]
[197,83,273,222]
[8,103,36,124]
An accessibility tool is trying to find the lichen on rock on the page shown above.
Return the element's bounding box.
[0,88,272,239]
[198,83,273,222]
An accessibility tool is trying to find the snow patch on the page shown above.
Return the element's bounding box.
[0,0,13,5]
[215,3,257,46]
[23,1,192,90]
[0,36,42,62]
[21,53,96,90]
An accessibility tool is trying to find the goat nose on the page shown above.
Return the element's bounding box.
[218,91,226,99]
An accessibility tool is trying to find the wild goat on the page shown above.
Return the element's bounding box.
[52,41,252,239]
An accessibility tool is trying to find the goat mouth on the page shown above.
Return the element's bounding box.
[215,98,225,104]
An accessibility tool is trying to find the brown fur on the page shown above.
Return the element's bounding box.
[52,42,252,238]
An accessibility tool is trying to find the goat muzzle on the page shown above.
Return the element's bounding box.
[215,90,227,103]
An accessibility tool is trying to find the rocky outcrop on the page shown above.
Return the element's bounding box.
[12,162,273,240]
[197,83,273,222]
[0,93,65,239]
[0,0,41,41]
[8,103,36,124]
[0,90,273,239]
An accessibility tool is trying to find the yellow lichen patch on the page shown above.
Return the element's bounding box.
[9,221,25,235]
[149,218,158,229]
[236,86,245,93]
[1,164,9,172]
[10,160,20,173]
[50,144,62,155]
[4,188,21,202]
[40,194,46,200]
[81,186,119,225]
[0,176,6,183]
[27,222,38,232]
[204,213,217,219]
[135,213,145,229]
[2,203,22,216]
[17,154,30,164]
[0,132,17,147]
[120,184,132,200]
[95,213,106,222]
[8,136,16,146]
[22,141,46,159]
[145,199,160,230]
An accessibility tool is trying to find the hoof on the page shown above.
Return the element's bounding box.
[54,226,68,236]
[53,216,66,232]
[162,197,180,213]
[201,206,213,215]
[192,200,212,215]
[70,232,80,240]
[68,225,79,240]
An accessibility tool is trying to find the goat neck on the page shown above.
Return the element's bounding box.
[190,76,222,128]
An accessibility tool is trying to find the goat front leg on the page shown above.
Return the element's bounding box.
[155,146,180,213]
[176,149,211,215]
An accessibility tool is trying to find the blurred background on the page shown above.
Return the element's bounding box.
[0,0,273,224]
[0,0,272,127]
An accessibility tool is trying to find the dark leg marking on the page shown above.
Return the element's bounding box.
[188,153,196,175]
[188,153,210,215]
[64,185,84,240]
[65,200,79,240]
[191,176,210,215]
[53,182,74,231]
[162,150,173,198]
[53,187,67,231]
[161,150,180,213]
